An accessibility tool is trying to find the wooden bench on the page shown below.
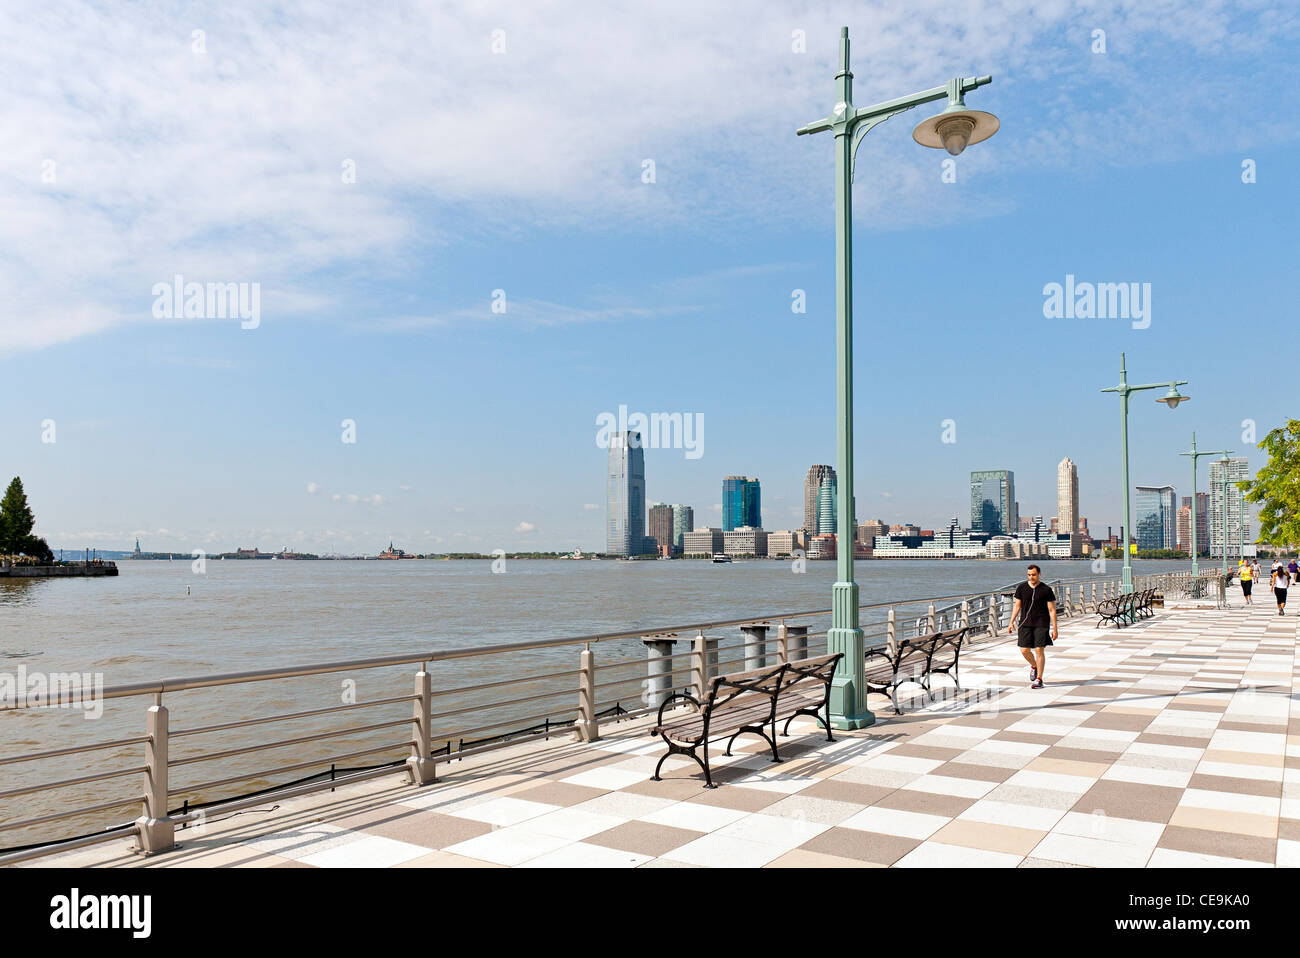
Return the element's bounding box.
[651,653,842,788]
[862,627,970,713]
[924,627,968,694]
[774,653,843,740]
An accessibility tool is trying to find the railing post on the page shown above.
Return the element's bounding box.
[960,599,970,633]
[926,602,937,634]
[1091,581,1097,610]
[777,621,790,663]
[406,668,436,785]
[741,624,769,671]
[575,645,599,742]
[787,625,808,661]
[886,607,897,652]
[692,631,708,702]
[986,593,999,638]
[135,697,174,855]
[642,637,678,710]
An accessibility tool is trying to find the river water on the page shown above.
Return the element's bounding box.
[0,557,1192,848]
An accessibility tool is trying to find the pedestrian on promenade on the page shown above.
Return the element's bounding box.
[1252,559,1262,585]
[1289,557,1299,583]
[1007,564,1056,689]
[1239,559,1253,604]
[1271,564,1291,616]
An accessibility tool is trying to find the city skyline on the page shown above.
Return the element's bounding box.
[2,4,1288,554]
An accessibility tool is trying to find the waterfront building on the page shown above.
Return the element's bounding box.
[890,523,922,536]
[1135,485,1178,551]
[1017,516,1035,533]
[722,476,761,532]
[808,533,836,560]
[671,504,694,553]
[1178,494,1208,554]
[1058,457,1079,540]
[606,431,649,556]
[1208,458,1253,558]
[767,530,798,557]
[870,518,988,558]
[971,470,1016,535]
[723,526,767,557]
[816,476,837,534]
[857,520,887,541]
[647,503,675,557]
[682,527,724,557]
[1077,517,1090,538]
[803,465,835,535]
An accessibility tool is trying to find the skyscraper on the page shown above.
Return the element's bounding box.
[723,476,761,531]
[647,502,674,557]
[803,465,835,534]
[817,475,837,534]
[1180,494,1209,555]
[606,431,647,555]
[970,470,1016,535]
[1057,457,1078,538]
[1135,485,1177,550]
[1208,458,1252,558]
[671,504,694,553]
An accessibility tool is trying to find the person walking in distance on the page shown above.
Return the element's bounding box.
[1272,563,1291,616]
[1239,558,1254,605]
[1007,564,1057,689]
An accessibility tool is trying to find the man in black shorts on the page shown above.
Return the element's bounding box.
[1007,564,1057,689]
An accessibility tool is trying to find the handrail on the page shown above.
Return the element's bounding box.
[0,585,1087,709]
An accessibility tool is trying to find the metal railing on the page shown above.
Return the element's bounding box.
[0,568,1205,864]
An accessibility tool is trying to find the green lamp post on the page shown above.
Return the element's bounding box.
[1179,433,1232,576]
[797,27,998,728]
[1217,454,1234,576]
[1101,354,1188,596]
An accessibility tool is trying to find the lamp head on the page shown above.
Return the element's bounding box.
[913,98,998,156]
[1156,385,1189,408]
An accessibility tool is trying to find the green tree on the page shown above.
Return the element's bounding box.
[0,476,37,555]
[1241,420,1300,548]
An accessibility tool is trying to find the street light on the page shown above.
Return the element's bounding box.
[1179,433,1233,576]
[1217,454,1234,576]
[1101,353,1189,596]
[797,27,998,729]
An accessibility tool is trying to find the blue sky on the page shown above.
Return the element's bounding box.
[1,1,1296,553]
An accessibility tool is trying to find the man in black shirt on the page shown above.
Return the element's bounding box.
[1007,564,1057,689]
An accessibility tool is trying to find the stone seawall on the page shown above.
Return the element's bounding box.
[0,563,118,577]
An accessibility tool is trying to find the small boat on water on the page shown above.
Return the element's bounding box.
[711,554,732,563]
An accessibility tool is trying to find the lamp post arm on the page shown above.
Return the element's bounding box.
[850,75,991,125]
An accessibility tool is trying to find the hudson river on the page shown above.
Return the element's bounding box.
[0,558,1193,845]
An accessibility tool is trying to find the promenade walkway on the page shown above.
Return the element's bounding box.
[33,596,1299,868]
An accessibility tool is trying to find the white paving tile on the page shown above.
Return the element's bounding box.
[1003,769,1095,794]
[299,834,430,868]
[638,802,749,833]
[518,842,652,868]
[712,813,829,850]
[1276,839,1300,868]
[1030,832,1155,868]
[1101,765,1193,788]
[443,826,572,866]
[1178,789,1280,817]
[1052,811,1165,846]
[452,797,560,827]
[513,807,625,841]
[839,806,950,840]
[1147,847,1271,868]
[560,767,652,791]
[894,842,1022,868]
[957,799,1068,831]
[663,833,785,868]
[904,773,998,799]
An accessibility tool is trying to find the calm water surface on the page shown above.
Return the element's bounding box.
[0,558,1191,844]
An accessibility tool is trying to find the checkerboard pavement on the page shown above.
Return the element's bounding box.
[32,597,1300,868]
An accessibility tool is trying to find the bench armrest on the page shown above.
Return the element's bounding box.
[656,690,701,727]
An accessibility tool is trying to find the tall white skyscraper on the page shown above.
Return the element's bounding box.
[606,431,647,555]
[1057,457,1079,537]
[1208,457,1253,558]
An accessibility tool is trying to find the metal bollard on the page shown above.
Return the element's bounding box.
[642,637,678,710]
[741,624,769,671]
[926,602,937,635]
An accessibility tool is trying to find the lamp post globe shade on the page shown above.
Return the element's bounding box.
[913,109,998,155]
[1157,386,1189,408]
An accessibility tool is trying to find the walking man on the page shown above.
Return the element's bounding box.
[1007,564,1057,689]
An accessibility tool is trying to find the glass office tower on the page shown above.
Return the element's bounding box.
[1134,485,1177,550]
[606,432,647,555]
[723,476,761,531]
[970,470,1016,535]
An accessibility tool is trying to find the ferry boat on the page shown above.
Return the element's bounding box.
[711,554,732,563]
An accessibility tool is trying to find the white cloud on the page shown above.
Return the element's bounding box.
[306,482,321,495]
[2,1,1294,355]
[515,521,535,534]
